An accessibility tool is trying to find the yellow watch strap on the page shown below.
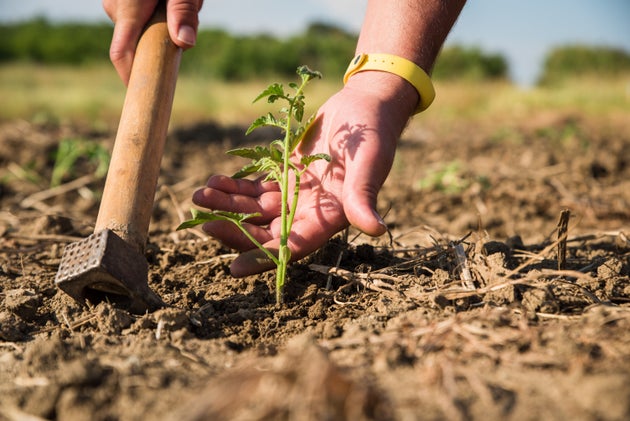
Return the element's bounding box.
[343,53,435,114]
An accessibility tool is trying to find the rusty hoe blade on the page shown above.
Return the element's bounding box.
[55,229,165,314]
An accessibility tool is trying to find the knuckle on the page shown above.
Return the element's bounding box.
[109,46,127,64]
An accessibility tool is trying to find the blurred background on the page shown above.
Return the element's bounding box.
[2,0,630,83]
[1,0,629,126]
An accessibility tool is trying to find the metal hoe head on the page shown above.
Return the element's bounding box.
[55,229,165,314]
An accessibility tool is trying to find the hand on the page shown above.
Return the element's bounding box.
[192,71,418,277]
[103,0,203,84]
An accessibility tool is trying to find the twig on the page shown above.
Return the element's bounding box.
[155,319,165,340]
[512,308,581,320]
[453,243,475,290]
[190,301,216,327]
[60,313,97,331]
[309,263,404,297]
[20,174,97,209]
[192,253,238,266]
[162,184,187,225]
[4,232,84,243]
[0,342,23,352]
[557,209,570,270]
[326,250,344,291]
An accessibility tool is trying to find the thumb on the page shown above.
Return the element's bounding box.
[344,189,388,237]
[166,0,202,49]
[342,169,388,237]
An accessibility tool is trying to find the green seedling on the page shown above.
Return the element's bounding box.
[51,138,110,187]
[416,161,469,194]
[178,66,329,304]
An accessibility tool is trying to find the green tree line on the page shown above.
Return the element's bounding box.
[2,19,629,84]
[538,44,630,85]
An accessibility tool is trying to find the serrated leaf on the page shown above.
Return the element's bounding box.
[227,145,272,160]
[232,161,264,178]
[269,143,283,161]
[301,153,331,167]
[253,83,285,103]
[257,156,282,174]
[232,156,282,179]
[289,113,316,152]
[293,102,305,123]
[245,115,267,135]
[176,208,261,230]
[246,112,283,135]
[270,139,285,153]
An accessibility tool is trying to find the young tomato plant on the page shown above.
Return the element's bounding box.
[178,66,329,304]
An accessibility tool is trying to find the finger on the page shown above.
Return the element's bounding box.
[230,247,277,278]
[192,187,282,224]
[109,21,145,84]
[343,178,387,236]
[342,142,393,237]
[201,220,274,251]
[166,0,201,49]
[205,174,279,196]
[230,201,348,277]
[106,0,158,84]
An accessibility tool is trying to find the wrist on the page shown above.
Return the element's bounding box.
[343,53,435,114]
[344,70,419,119]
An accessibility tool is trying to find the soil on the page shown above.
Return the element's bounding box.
[1,111,629,421]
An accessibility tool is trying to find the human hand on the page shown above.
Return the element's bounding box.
[192,71,419,277]
[103,0,203,84]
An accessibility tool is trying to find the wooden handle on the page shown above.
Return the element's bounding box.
[95,1,181,252]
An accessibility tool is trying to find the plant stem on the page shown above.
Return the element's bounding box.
[236,221,279,266]
[275,76,308,304]
[277,125,291,304]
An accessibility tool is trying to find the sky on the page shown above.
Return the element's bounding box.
[1,0,629,86]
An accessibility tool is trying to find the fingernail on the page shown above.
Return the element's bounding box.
[373,210,386,228]
[177,25,196,46]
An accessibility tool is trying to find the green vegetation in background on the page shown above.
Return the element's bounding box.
[183,23,358,80]
[2,19,629,85]
[0,19,507,82]
[433,46,508,81]
[539,45,630,86]
[0,18,112,64]
[51,138,110,187]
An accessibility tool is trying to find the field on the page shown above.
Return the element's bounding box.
[1,64,629,420]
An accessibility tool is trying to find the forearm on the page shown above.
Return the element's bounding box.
[347,0,466,117]
[357,0,467,73]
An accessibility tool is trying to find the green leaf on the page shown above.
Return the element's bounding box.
[245,112,284,135]
[256,156,282,174]
[232,161,264,178]
[289,113,316,152]
[297,65,322,82]
[293,98,305,123]
[301,153,331,167]
[270,139,285,154]
[176,208,261,230]
[253,83,285,104]
[232,156,282,179]
[269,143,283,161]
[227,145,272,160]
